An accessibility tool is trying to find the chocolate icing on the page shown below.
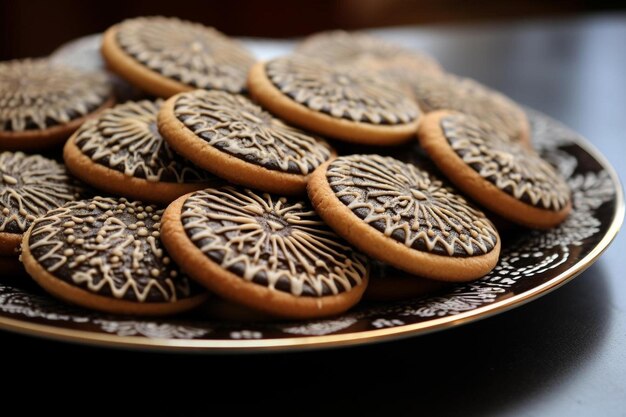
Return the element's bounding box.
[327,154,498,257]
[0,59,111,132]
[174,90,333,175]
[440,113,571,211]
[181,187,368,297]
[116,16,255,94]
[74,100,214,183]
[265,55,419,125]
[28,196,200,303]
[412,72,526,141]
[0,152,83,234]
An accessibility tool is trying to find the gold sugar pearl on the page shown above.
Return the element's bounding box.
[63,249,74,256]
[150,268,160,277]
[1,208,9,215]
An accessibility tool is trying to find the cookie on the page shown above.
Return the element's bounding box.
[64,99,218,204]
[296,30,442,88]
[411,72,530,144]
[51,33,148,103]
[364,260,449,301]
[308,154,500,281]
[161,186,369,319]
[247,55,421,145]
[158,90,333,195]
[417,111,571,228]
[0,152,83,256]
[21,196,208,316]
[0,59,114,151]
[101,16,255,98]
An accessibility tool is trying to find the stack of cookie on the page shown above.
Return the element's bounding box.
[0,17,572,320]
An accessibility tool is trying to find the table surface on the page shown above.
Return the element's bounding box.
[3,13,626,416]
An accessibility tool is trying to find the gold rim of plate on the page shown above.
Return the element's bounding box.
[0,133,623,352]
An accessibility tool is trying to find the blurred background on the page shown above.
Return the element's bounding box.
[1,0,624,60]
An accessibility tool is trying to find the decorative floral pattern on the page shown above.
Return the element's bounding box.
[0,109,618,345]
[0,152,83,234]
[27,196,199,303]
[265,55,419,125]
[181,187,368,297]
[441,112,571,210]
[75,100,213,183]
[0,59,110,131]
[326,154,498,257]
[174,90,332,175]
[116,16,254,94]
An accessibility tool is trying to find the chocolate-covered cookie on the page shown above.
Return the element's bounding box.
[64,99,218,204]
[308,154,500,281]
[0,59,113,150]
[161,186,369,319]
[247,55,421,145]
[411,72,530,144]
[418,111,571,228]
[158,90,333,194]
[295,30,442,87]
[102,16,255,98]
[0,152,83,256]
[21,196,208,315]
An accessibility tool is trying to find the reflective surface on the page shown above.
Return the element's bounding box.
[3,14,626,415]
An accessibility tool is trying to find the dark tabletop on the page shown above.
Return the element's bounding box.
[4,13,626,416]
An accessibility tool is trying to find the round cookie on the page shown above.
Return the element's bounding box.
[50,33,147,103]
[308,154,501,282]
[0,151,83,256]
[0,59,114,151]
[64,99,218,204]
[101,16,255,98]
[295,30,442,87]
[364,260,449,302]
[411,72,530,145]
[21,196,208,316]
[247,55,421,145]
[161,186,369,319]
[158,90,333,195]
[417,111,571,229]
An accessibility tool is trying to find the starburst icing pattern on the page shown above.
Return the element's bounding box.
[74,100,214,183]
[440,113,571,210]
[0,152,83,234]
[265,55,419,125]
[295,30,442,74]
[174,90,333,174]
[0,59,111,132]
[326,154,498,257]
[181,187,368,296]
[116,16,255,94]
[27,197,199,303]
[412,72,526,141]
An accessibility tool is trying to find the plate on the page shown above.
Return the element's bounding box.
[1,38,622,352]
[0,107,621,352]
